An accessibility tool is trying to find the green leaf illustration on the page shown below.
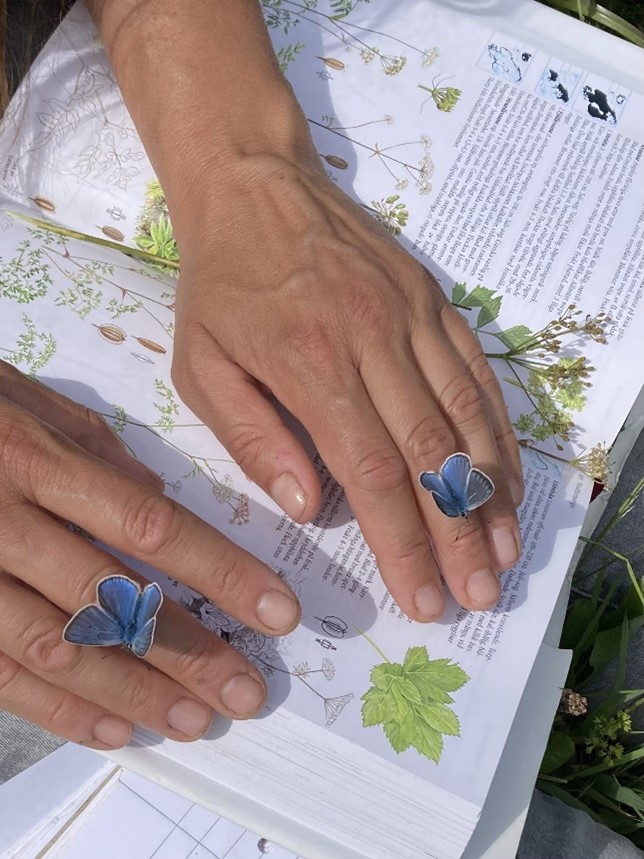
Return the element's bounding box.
[361,645,469,763]
[452,281,467,305]
[476,296,502,328]
[460,284,496,308]
[494,324,533,351]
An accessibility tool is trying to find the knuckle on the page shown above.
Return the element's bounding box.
[343,281,390,333]
[213,550,249,604]
[404,415,455,464]
[440,373,485,431]
[119,671,155,717]
[284,320,336,374]
[440,522,485,560]
[47,689,86,738]
[171,634,222,689]
[0,652,22,697]
[120,491,183,557]
[22,615,79,676]
[350,441,408,494]
[225,422,265,475]
[0,412,44,487]
[468,351,500,394]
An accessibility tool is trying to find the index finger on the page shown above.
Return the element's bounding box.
[7,411,300,636]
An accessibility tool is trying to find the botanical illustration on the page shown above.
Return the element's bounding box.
[451,282,611,483]
[361,643,469,763]
[180,585,354,728]
[133,180,179,274]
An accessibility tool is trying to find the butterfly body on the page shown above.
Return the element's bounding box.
[63,575,163,658]
[419,453,495,518]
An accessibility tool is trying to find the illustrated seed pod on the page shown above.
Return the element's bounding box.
[101,225,125,242]
[31,196,56,212]
[96,324,127,344]
[322,154,349,170]
[317,57,345,70]
[135,337,167,354]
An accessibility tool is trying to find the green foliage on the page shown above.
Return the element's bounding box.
[0,315,57,375]
[0,240,53,303]
[134,215,179,262]
[369,195,409,236]
[276,42,305,72]
[361,645,469,762]
[538,479,644,848]
[153,378,179,432]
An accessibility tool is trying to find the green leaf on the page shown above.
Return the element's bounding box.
[417,702,461,736]
[461,285,496,308]
[361,688,389,727]
[397,678,423,705]
[594,776,644,814]
[451,282,466,305]
[476,296,502,328]
[361,646,469,762]
[589,615,644,672]
[493,324,533,351]
[370,662,402,690]
[409,718,444,763]
[540,730,576,774]
[383,716,412,753]
[561,599,598,651]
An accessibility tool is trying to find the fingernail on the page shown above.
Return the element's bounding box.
[220,674,265,716]
[270,473,308,521]
[413,583,445,620]
[167,699,212,738]
[92,715,133,748]
[466,569,500,608]
[510,476,524,507]
[492,527,520,570]
[256,589,300,631]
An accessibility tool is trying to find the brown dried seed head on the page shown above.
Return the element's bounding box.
[135,337,167,354]
[317,57,345,70]
[96,324,127,344]
[101,225,125,242]
[322,154,349,170]
[31,196,56,212]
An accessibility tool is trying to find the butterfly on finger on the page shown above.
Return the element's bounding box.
[419,452,495,518]
[63,574,163,658]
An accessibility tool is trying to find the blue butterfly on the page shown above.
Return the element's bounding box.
[63,575,163,658]
[419,453,495,518]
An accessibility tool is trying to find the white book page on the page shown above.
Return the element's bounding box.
[49,769,301,859]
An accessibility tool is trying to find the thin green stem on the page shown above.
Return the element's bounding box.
[356,627,390,662]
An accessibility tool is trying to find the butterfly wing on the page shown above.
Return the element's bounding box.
[128,583,163,658]
[63,605,125,647]
[439,453,473,517]
[466,468,495,511]
[97,575,140,627]
[419,469,462,518]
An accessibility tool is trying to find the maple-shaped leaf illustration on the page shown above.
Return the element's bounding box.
[361,645,469,763]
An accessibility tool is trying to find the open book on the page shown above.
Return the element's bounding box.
[1,1,643,857]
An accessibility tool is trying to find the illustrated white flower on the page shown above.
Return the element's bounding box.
[421,47,440,68]
[395,178,409,190]
[324,693,354,727]
[321,658,336,680]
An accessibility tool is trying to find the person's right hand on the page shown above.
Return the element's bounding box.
[0,361,300,750]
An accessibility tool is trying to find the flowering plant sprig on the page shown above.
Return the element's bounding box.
[452,283,611,467]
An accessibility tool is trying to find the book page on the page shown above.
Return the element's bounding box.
[51,769,301,859]
[1,0,643,841]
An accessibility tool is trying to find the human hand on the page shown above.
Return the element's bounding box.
[0,362,300,748]
[169,150,524,623]
[86,0,523,622]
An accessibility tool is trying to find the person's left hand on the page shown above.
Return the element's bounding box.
[168,148,523,623]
